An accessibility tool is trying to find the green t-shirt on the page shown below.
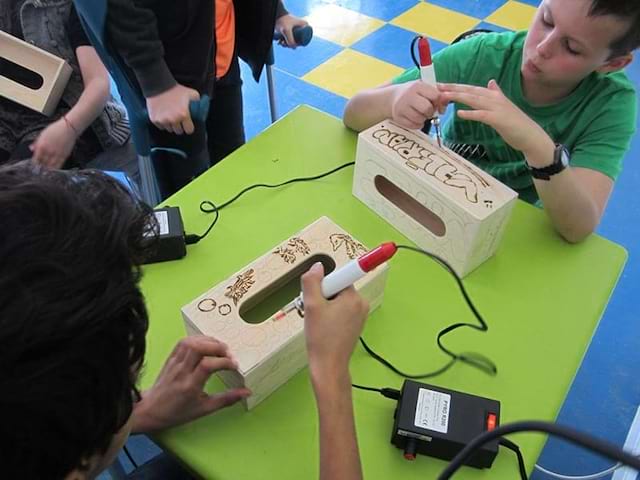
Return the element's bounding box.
[392,31,638,203]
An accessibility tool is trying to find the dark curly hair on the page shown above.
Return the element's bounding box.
[0,163,156,478]
[588,0,640,56]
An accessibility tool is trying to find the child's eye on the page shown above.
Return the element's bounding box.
[565,41,580,55]
[541,15,553,27]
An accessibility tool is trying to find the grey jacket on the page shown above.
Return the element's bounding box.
[1,0,130,150]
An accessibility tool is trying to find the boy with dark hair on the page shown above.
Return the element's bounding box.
[344,0,638,243]
[0,162,366,479]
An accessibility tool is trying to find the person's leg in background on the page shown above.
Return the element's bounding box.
[206,55,245,166]
[149,119,210,199]
[0,98,25,166]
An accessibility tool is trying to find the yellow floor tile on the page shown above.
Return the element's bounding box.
[303,49,403,99]
[390,2,480,44]
[304,4,384,47]
[485,1,537,31]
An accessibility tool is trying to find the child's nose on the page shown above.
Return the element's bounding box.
[536,36,554,59]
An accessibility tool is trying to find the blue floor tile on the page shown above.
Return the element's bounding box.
[332,0,421,22]
[271,37,343,77]
[352,24,447,70]
[516,0,541,6]
[279,0,316,17]
[426,0,510,19]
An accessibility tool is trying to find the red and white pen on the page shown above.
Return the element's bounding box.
[418,36,443,148]
[273,242,398,320]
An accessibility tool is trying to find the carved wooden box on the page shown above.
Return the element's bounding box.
[0,31,72,116]
[181,216,389,409]
[353,121,517,277]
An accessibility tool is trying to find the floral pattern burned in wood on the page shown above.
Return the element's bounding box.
[225,269,256,306]
[273,237,311,264]
[330,234,367,259]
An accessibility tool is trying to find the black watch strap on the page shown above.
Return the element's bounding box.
[528,144,569,180]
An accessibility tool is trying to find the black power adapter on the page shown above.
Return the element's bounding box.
[143,206,187,264]
[391,380,501,468]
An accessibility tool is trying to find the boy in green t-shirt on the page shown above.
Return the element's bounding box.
[344,0,638,243]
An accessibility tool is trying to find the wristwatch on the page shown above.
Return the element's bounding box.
[527,144,570,180]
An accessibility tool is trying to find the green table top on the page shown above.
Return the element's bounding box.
[140,105,627,479]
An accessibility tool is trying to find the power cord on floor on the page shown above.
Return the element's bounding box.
[185,161,355,245]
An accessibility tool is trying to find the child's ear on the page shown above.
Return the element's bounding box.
[597,52,633,74]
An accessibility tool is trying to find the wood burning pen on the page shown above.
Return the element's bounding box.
[417,36,443,148]
[272,242,398,320]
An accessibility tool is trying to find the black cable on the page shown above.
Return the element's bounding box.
[185,200,218,245]
[213,161,355,211]
[352,383,401,400]
[359,245,497,380]
[186,161,355,244]
[437,421,640,479]
[123,444,138,469]
[499,438,528,480]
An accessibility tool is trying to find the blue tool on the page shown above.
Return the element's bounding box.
[273,25,314,46]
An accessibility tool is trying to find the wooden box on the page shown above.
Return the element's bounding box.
[0,30,72,116]
[353,121,517,277]
[181,216,389,410]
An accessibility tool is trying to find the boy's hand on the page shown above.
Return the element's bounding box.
[301,263,370,389]
[439,80,551,156]
[275,14,309,48]
[132,336,251,433]
[147,84,200,135]
[30,118,78,169]
[389,81,447,130]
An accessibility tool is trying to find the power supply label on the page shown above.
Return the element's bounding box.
[414,388,451,434]
[153,211,170,236]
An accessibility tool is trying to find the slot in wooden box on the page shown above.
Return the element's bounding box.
[181,216,389,409]
[0,31,72,116]
[353,121,517,277]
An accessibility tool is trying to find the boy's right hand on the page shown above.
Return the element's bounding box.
[301,263,370,391]
[389,80,446,130]
[147,84,201,135]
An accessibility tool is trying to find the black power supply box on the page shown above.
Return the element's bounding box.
[143,206,187,264]
[391,380,501,468]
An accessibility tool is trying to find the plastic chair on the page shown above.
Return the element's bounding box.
[72,0,209,206]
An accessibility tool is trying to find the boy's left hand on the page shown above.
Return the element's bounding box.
[30,118,78,169]
[131,336,251,433]
[439,80,550,156]
[275,14,309,48]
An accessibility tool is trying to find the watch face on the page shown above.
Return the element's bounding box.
[559,146,570,167]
